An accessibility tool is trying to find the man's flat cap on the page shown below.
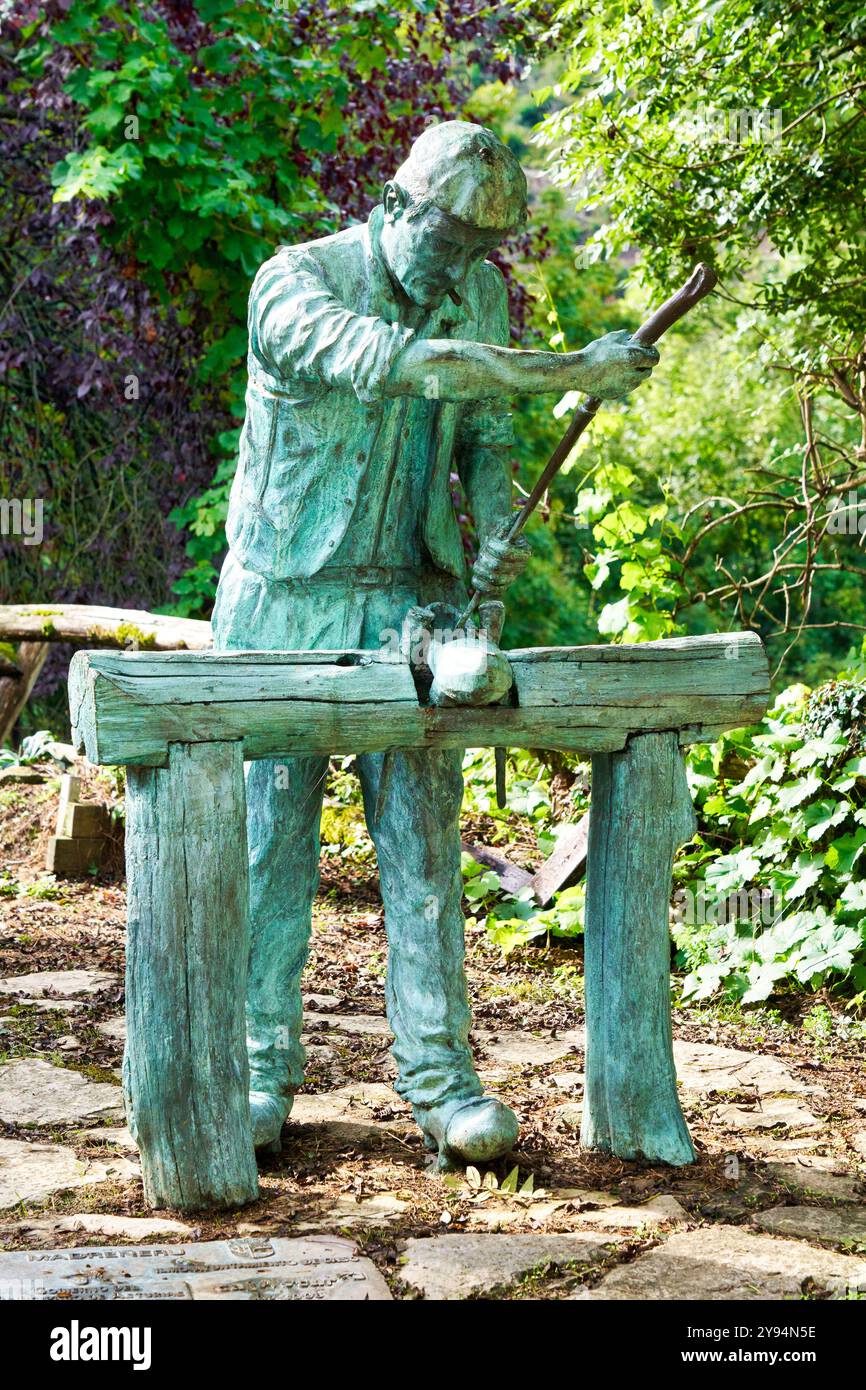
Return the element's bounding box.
[393,121,528,233]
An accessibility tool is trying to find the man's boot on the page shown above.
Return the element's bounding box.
[414,1096,519,1171]
[250,1091,291,1153]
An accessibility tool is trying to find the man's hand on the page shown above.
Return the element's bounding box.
[576,330,659,399]
[471,519,530,598]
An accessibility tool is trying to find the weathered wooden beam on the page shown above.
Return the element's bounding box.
[462,814,590,906]
[0,640,48,746]
[581,732,696,1165]
[527,814,590,907]
[124,740,259,1210]
[0,604,212,651]
[69,632,769,768]
[461,841,534,895]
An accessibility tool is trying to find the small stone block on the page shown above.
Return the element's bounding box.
[61,803,109,838]
[46,835,106,876]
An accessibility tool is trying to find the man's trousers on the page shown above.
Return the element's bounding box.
[212,553,484,1113]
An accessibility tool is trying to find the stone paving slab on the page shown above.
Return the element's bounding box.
[551,1070,584,1091]
[80,1125,137,1152]
[554,1102,583,1131]
[0,1136,137,1210]
[400,1232,616,1299]
[582,1225,866,1300]
[0,971,118,1000]
[763,1155,861,1201]
[672,1040,822,1097]
[302,993,340,1010]
[60,1013,829,1110]
[463,1187,620,1230]
[7,1213,193,1243]
[96,1017,126,1043]
[294,1192,410,1230]
[290,1083,411,1144]
[576,1195,689,1230]
[474,1028,584,1068]
[0,1235,392,1301]
[746,1135,825,1156]
[304,1011,391,1037]
[709,1096,823,1132]
[0,1058,124,1127]
[753,1204,866,1247]
[98,1011,389,1046]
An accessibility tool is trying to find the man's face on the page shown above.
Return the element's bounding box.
[380,185,504,308]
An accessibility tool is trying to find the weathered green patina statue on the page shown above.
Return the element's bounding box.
[211,121,659,1169]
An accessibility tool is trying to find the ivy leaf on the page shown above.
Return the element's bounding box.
[597,597,630,635]
[784,855,824,902]
[51,146,142,202]
[803,799,849,842]
[463,870,500,902]
[774,773,822,812]
[794,925,863,982]
[682,962,730,1001]
[840,880,866,911]
[790,732,848,770]
[705,846,761,893]
[824,829,866,876]
[84,102,126,136]
[741,960,789,1003]
[584,553,613,589]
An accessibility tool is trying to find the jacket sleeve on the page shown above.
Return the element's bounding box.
[455,262,515,535]
[249,252,414,404]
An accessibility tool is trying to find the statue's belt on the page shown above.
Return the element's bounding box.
[259,565,464,592]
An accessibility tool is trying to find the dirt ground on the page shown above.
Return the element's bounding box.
[1,767,865,1300]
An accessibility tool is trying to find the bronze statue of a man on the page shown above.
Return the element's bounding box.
[212,121,658,1168]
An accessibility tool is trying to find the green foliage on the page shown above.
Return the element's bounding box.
[458,669,866,1010]
[536,0,866,348]
[528,0,866,671]
[481,881,586,959]
[461,747,588,953]
[462,745,561,831]
[576,456,684,642]
[0,730,62,766]
[40,0,383,297]
[19,874,67,902]
[319,803,376,867]
[675,684,866,1007]
[22,0,503,612]
[501,185,637,650]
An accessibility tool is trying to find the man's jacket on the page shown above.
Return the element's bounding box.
[225,206,514,581]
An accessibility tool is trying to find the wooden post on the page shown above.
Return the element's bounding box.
[124,740,259,1210]
[0,640,48,746]
[581,731,696,1165]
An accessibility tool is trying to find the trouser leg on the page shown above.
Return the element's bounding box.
[245,753,329,1104]
[357,746,482,1111]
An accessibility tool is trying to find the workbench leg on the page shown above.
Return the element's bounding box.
[124,740,259,1210]
[581,731,696,1165]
